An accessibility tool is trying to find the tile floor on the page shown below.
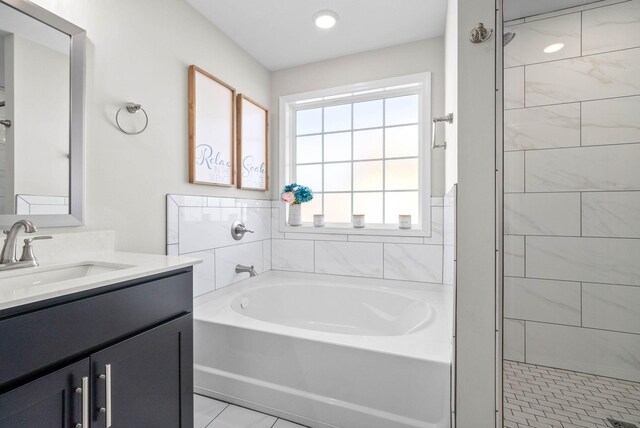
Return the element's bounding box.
[504,360,640,428]
[195,394,307,428]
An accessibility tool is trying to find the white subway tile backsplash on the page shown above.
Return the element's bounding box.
[423,207,444,245]
[215,241,263,290]
[582,0,640,55]
[178,207,242,254]
[526,48,640,107]
[526,322,640,382]
[583,282,640,335]
[271,207,284,239]
[263,240,272,271]
[167,197,179,245]
[169,195,206,207]
[443,246,455,285]
[504,13,581,68]
[526,144,640,192]
[582,95,640,146]
[272,239,314,272]
[583,191,640,238]
[348,235,424,244]
[191,250,215,297]
[504,151,525,193]
[504,193,581,236]
[504,277,581,325]
[383,244,443,283]
[241,207,271,242]
[505,67,525,109]
[527,236,640,286]
[285,233,347,241]
[169,194,452,291]
[207,197,236,207]
[504,235,525,277]
[503,319,525,362]
[315,241,383,278]
[504,104,580,151]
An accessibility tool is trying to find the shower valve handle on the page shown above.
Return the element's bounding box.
[231,220,254,240]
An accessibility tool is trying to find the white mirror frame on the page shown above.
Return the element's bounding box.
[0,0,85,228]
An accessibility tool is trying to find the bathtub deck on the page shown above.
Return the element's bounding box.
[504,360,640,428]
[195,394,307,428]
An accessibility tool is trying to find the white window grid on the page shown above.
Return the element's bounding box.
[280,73,432,234]
[293,101,420,224]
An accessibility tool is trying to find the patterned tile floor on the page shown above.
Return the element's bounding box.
[504,360,640,428]
[195,394,308,428]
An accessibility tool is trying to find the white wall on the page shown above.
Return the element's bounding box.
[29,0,271,254]
[270,37,446,198]
[444,0,458,191]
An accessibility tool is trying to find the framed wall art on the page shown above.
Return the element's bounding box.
[188,65,236,186]
[237,94,269,191]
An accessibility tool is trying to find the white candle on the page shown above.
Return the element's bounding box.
[352,214,365,228]
[398,215,412,229]
[314,214,325,227]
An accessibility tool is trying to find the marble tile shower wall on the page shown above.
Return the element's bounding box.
[271,197,452,285]
[503,0,640,382]
[167,194,453,298]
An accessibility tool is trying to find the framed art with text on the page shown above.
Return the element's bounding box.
[188,65,236,186]
[237,94,269,191]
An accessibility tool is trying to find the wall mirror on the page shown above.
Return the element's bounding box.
[237,94,268,191]
[0,0,85,227]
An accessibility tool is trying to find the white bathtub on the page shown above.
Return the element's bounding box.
[193,271,453,428]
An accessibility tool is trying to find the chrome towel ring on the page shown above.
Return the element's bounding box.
[116,102,148,135]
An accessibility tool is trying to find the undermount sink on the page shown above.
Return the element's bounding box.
[0,262,134,289]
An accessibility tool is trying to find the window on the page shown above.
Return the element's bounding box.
[280,73,431,233]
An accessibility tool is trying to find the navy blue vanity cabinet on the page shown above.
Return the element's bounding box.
[0,268,194,428]
[0,359,90,428]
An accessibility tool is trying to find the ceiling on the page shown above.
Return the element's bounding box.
[504,0,604,21]
[185,0,447,71]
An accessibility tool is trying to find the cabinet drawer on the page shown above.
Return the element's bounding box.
[0,270,192,388]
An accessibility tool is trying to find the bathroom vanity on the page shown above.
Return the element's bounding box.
[0,253,197,428]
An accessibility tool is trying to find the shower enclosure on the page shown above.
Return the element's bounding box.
[501,0,640,427]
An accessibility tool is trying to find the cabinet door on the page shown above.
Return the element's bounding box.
[0,358,90,428]
[91,314,193,428]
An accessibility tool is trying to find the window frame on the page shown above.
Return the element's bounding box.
[278,72,432,237]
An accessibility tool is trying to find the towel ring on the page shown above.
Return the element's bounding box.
[116,102,148,135]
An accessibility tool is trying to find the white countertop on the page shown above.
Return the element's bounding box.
[0,251,201,313]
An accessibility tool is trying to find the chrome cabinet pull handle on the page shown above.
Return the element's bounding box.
[75,376,89,428]
[99,364,112,427]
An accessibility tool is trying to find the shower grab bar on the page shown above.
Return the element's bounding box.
[432,113,453,149]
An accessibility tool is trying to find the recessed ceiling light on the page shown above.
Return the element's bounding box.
[543,43,565,53]
[313,10,339,29]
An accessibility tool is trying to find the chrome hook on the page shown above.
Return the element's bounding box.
[469,23,493,44]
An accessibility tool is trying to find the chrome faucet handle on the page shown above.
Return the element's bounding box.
[24,236,53,244]
[231,220,254,240]
[19,235,52,263]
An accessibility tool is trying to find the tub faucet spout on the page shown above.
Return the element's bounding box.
[236,264,257,277]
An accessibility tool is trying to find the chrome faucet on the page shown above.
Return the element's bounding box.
[235,264,258,277]
[0,220,52,271]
